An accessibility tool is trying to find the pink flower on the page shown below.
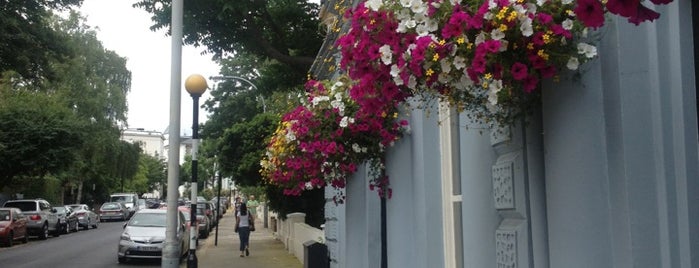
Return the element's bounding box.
[574,0,606,29]
[511,62,529,80]
[606,0,639,17]
[523,75,539,93]
[627,4,661,25]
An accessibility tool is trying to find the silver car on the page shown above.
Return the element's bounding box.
[117,208,190,263]
[99,202,129,222]
[67,204,99,230]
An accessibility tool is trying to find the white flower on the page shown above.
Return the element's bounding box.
[536,0,547,6]
[410,0,427,14]
[488,0,497,9]
[415,23,430,36]
[379,45,393,65]
[390,64,401,78]
[331,100,345,115]
[562,0,573,4]
[453,56,466,70]
[475,32,486,44]
[488,79,503,106]
[352,143,361,153]
[526,3,537,14]
[311,95,329,106]
[400,0,412,8]
[520,18,533,37]
[285,131,296,142]
[491,28,505,40]
[566,57,579,70]
[365,0,383,11]
[562,19,574,30]
[440,58,452,74]
[340,116,350,128]
[305,181,313,190]
[407,75,417,89]
[577,43,597,58]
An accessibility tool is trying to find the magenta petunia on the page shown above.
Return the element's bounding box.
[606,0,639,17]
[627,4,661,25]
[523,75,539,93]
[511,62,529,81]
[574,0,606,29]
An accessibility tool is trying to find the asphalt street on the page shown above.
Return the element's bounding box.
[0,220,158,267]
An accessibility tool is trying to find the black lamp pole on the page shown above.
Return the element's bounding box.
[184,74,207,268]
[215,170,222,246]
[187,92,201,268]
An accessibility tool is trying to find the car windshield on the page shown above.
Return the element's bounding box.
[128,212,166,227]
[101,203,121,210]
[4,202,35,211]
[0,210,9,220]
[69,205,84,211]
[54,207,67,213]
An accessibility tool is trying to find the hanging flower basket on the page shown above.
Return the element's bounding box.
[262,0,673,200]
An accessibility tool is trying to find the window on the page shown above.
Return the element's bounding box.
[439,103,464,268]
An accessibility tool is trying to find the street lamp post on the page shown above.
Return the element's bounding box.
[162,0,184,266]
[184,74,208,268]
[209,75,266,112]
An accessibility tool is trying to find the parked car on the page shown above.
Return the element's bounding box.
[109,193,139,217]
[0,208,29,247]
[195,207,210,239]
[99,202,129,222]
[3,199,60,239]
[117,208,190,263]
[67,204,99,230]
[53,206,79,234]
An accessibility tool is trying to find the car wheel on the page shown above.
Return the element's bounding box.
[22,232,28,243]
[82,223,89,230]
[118,256,127,264]
[3,231,13,247]
[52,221,61,237]
[92,219,98,229]
[62,222,69,234]
[39,223,49,240]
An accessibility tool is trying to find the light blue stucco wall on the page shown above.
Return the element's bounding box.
[542,2,698,267]
[325,2,697,268]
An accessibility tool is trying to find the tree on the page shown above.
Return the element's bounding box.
[218,113,278,186]
[134,0,323,74]
[0,86,85,189]
[0,0,83,80]
[0,9,134,204]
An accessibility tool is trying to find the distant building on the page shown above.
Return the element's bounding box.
[121,128,166,159]
[121,128,167,199]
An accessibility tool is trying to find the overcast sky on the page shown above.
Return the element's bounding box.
[79,0,220,134]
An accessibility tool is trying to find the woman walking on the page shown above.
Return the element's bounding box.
[235,203,253,257]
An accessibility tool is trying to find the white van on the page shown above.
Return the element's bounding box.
[109,193,139,217]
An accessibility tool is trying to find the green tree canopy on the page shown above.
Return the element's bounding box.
[0,0,83,80]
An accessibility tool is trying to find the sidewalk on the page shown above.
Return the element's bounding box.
[186,209,302,268]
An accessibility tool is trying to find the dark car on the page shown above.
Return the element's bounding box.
[0,208,29,247]
[53,206,79,234]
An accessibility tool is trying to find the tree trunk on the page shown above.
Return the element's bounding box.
[75,181,83,204]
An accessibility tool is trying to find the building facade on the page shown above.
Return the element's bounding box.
[121,128,166,159]
[318,1,698,268]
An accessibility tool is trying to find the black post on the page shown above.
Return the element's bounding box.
[215,171,222,245]
[380,158,388,268]
[381,193,387,268]
[187,95,200,268]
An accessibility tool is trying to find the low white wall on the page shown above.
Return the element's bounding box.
[267,211,325,265]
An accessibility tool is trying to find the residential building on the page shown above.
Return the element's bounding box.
[315,1,698,268]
